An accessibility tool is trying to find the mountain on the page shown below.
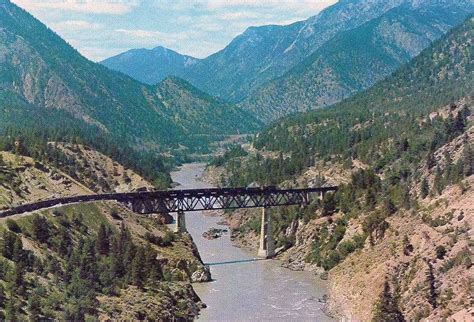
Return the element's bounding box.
[210,16,473,321]
[154,77,258,140]
[101,0,473,104]
[0,0,260,153]
[239,2,474,123]
[102,46,199,85]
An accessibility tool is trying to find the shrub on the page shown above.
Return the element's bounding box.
[161,231,176,246]
[6,220,21,233]
[435,245,447,260]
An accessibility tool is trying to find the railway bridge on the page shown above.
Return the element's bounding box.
[0,186,338,258]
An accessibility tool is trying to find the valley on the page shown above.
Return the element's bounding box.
[0,0,473,320]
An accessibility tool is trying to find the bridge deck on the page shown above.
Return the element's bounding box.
[0,186,338,217]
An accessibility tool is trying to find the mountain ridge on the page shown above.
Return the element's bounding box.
[100,0,473,106]
[239,3,474,122]
[0,0,260,152]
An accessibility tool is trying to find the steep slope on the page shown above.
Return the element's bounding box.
[240,4,474,123]
[209,16,474,321]
[0,143,153,209]
[154,77,261,144]
[0,143,210,320]
[102,46,199,85]
[102,0,473,104]
[0,0,259,151]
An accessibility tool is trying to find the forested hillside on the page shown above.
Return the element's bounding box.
[211,16,473,321]
[240,4,473,123]
[0,0,259,154]
[101,0,473,106]
[0,135,212,319]
[220,16,473,185]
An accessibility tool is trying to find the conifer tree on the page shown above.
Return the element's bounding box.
[31,215,51,244]
[0,284,5,308]
[433,166,444,195]
[463,143,473,177]
[96,223,110,256]
[373,281,405,322]
[426,262,437,309]
[130,247,146,288]
[12,235,23,263]
[366,189,377,210]
[420,178,430,199]
[401,185,411,209]
[2,231,16,259]
[28,291,42,321]
[384,198,397,216]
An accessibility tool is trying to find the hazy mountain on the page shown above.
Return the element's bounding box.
[0,0,260,150]
[101,0,473,104]
[102,46,199,85]
[239,2,474,123]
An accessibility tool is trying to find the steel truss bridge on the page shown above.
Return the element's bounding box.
[0,186,338,218]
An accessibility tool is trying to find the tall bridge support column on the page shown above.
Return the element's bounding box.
[175,210,186,233]
[258,207,274,259]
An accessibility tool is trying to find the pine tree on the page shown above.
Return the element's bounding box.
[366,189,377,210]
[12,235,23,263]
[443,151,453,184]
[384,198,397,216]
[463,143,473,177]
[96,224,110,256]
[57,226,72,257]
[1,231,17,259]
[426,152,436,169]
[426,262,437,309]
[4,296,19,322]
[31,215,51,244]
[401,185,411,210]
[433,166,444,195]
[130,247,145,288]
[28,291,42,321]
[79,240,98,288]
[373,281,405,322]
[420,178,429,199]
[0,284,5,308]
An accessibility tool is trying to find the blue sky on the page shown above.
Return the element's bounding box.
[11,0,336,61]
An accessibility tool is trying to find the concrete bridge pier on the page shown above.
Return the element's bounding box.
[258,207,274,258]
[175,210,187,233]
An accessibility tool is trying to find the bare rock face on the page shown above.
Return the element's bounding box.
[149,212,173,225]
[191,266,212,283]
[202,227,228,240]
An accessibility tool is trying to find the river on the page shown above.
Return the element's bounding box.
[171,163,332,322]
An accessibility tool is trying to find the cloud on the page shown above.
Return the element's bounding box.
[154,0,336,14]
[114,28,189,41]
[217,11,273,21]
[50,20,104,31]
[11,0,140,15]
[204,0,336,12]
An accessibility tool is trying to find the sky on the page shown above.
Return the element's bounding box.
[11,0,337,62]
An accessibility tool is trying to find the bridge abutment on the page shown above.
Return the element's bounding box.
[258,207,274,259]
[175,210,187,233]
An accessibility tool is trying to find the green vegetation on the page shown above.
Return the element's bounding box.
[0,1,260,159]
[308,219,366,270]
[214,17,473,276]
[241,5,473,123]
[372,281,405,322]
[0,212,174,320]
[0,128,172,189]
